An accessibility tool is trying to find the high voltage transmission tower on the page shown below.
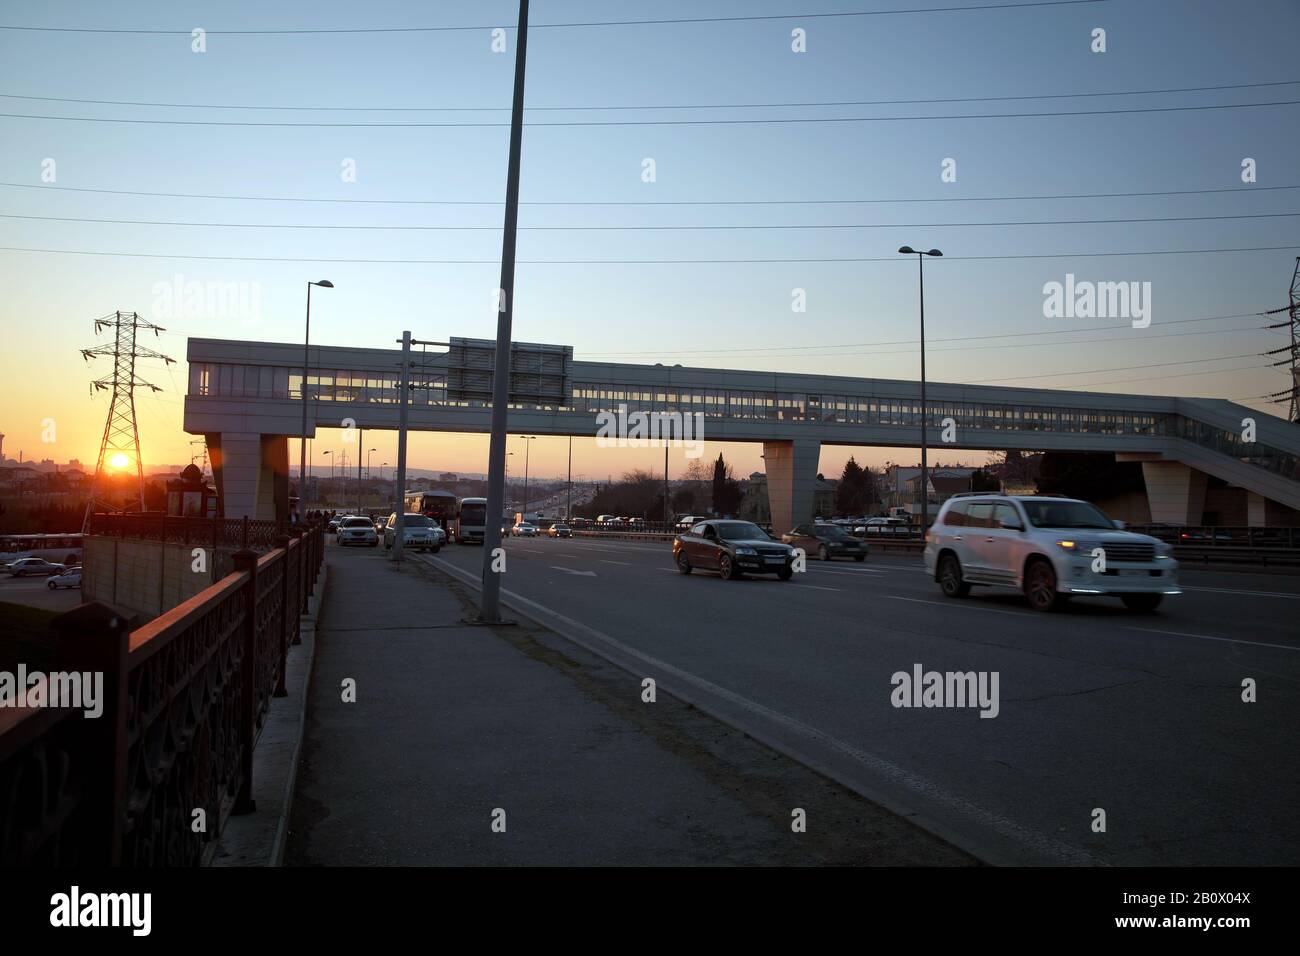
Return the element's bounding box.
[1265,258,1300,422]
[80,311,174,532]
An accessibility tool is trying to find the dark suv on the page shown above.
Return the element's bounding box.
[673,520,795,580]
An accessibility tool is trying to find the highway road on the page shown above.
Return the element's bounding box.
[410,534,1300,866]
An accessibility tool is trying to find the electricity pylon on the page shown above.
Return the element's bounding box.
[1265,258,1300,421]
[80,312,174,531]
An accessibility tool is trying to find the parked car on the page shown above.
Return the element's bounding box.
[338,515,379,547]
[548,524,572,538]
[781,522,869,561]
[858,517,910,535]
[5,557,65,578]
[47,566,83,589]
[327,516,354,534]
[924,494,1179,612]
[511,522,538,537]
[384,513,442,553]
[673,520,795,580]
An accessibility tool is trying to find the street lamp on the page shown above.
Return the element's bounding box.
[381,461,388,482]
[299,279,334,514]
[367,447,376,479]
[520,436,537,513]
[897,247,942,534]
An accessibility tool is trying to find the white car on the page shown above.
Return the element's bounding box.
[924,494,1179,612]
[47,566,83,589]
[337,516,379,547]
[384,513,442,552]
[511,523,538,537]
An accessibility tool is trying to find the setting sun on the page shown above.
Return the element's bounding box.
[109,452,130,470]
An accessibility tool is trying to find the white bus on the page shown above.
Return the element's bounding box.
[0,533,84,568]
[456,497,488,545]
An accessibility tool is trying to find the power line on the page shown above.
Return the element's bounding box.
[5,78,1292,112]
[6,180,1296,207]
[4,244,1297,265]
[583,311,1282,358]
[0,2,1111,35]
[5,99,1296,127]
[6,210,1297,230]
[966,352,1263,384]
[1040,362,1273,390]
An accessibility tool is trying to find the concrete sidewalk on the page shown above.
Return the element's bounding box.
[285,547,972,866]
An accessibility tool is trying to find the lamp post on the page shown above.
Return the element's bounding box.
[381,461,388,482]
[897,246,942,534]
[520,436,536,514]
[321,450,332,505]
[298,279,333,512]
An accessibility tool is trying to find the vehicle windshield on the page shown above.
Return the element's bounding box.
[403,514,431,527]
[460,502,486,523]
[1020,500,1115,530]
[342,518,371,528]
[716,521,769,541]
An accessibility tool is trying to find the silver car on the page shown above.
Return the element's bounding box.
[924,494,1179,612]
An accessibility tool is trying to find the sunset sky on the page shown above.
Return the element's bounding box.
[2,0,1297,482]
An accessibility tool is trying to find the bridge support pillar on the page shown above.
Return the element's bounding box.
[1140,461,1207,525]
[208,432,289,523]
[763,438,820,537]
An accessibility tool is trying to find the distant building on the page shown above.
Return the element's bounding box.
[439,472,458,482]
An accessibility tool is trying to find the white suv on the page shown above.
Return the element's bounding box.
[924,495,1179,612]
[384,513,442,553]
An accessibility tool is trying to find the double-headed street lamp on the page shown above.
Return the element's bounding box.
[299,280,334,512]
[897,246,942,534]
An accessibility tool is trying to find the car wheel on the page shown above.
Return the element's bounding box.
[1024,559,1062,612]
[1121,593,1163,613]
[676,550,692,575]
[938,554,971,598]
[818,545,830,561]
[853,554,866,562]
[47,581,56,590]
[719,554,740,580]
[776,567,793,581]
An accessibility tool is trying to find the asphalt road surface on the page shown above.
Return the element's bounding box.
[419,535,1299,865]
[0,573,83,613]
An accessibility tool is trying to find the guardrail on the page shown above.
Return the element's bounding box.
[0,520,324,866]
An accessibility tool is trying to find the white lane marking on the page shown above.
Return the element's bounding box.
[1126,627,1300,653]
[517,547,544,554]
[1180,586,1300,600]
[418,551,1094,866]
[884,595,1028,618]
[549,565,597,577]
[600,559,633,566]
[792,583,841,592]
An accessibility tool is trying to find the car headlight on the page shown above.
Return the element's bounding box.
[1156,543,1174,558]
[1055,540,1078,551]
[735,546,757,555]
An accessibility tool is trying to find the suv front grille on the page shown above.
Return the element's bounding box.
[1100,542,1155,563]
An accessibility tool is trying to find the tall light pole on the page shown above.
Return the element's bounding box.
[381,461,388,482]
[367,447,376,479]
[298,279,333,511]
[897,246,942,534]
[566,434,573,521]
[521,436,536,514]
[321,451,332,502]
[479,0,530,623]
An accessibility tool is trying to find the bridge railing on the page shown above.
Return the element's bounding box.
[0,520,324,866]
[89,513,284,551]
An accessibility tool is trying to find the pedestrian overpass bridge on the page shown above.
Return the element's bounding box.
[182,336,1300,534]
